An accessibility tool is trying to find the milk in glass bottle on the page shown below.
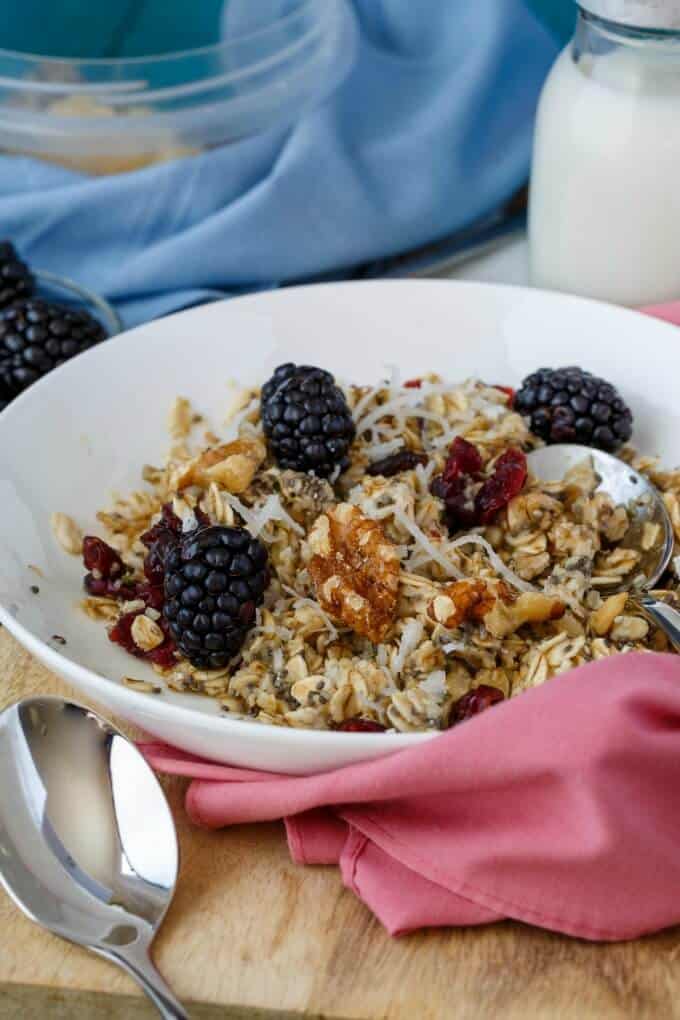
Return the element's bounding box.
[529,1,680,306]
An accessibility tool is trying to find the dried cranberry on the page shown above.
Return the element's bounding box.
[441,475,480,530]
[140,507,181,584]
[492,384,515,403]
[141,503,209,585]
[432,440,527,532]
[195,507,210,526]
[108,612,144,657]
[367,449,428,478]
[430,438,485,529]
[135,581,165,612]
[474,448,527,525]
[404,378,422,389]
[82,536,123,579]
[337,718,386,733]
[148,644,176,668]
[109,609,176,667]
[140,504,182,547]
[147,616,176,667]
[84,574,137,601]
[450,685,504,725]
[143,530,179,585]
[443,436,483,482]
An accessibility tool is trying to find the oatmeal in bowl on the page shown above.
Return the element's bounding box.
[53,362,678,734]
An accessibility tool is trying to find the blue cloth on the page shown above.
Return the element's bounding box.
[0,1,560,328]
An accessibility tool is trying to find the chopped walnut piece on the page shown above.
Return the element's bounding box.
[429,579,495,629]
[483,591,565,639]
[308,503,400,642]
[173,436,265,493]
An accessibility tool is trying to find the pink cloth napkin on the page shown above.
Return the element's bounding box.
[142,303,680,940]
[142,652,680,940]
[642,301,680,325]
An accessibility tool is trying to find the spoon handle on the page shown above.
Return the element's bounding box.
[636,595,680,652]
[106,945,189,1019]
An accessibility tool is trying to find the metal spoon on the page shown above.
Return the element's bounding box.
[527,444,680,650]
[0,697,188,1019]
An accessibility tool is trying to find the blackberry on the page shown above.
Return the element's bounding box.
[261,363,355,477]
[163,525,268,669]
[0,298,106,398]
[261,363,322,406]
[0,241,34,310]
[514,366,633,453]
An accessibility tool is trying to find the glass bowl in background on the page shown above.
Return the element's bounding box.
[0,0,358,174]
[34,269,122,334]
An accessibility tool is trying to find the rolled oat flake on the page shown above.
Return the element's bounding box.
[579,0,680,29]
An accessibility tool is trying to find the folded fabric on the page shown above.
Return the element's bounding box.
[141,652,680,939]
[0,1,557,327]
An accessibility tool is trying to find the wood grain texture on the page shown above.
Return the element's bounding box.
[2,627,680,1019]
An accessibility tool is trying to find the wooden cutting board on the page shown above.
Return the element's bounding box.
[1,627,680,1020]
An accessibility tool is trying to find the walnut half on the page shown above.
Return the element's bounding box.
[308,503,400,643]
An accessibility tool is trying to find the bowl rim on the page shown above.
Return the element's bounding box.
[0,0,327,70]
[2,277,678,748]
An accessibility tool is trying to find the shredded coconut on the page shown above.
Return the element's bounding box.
[272,647,284,673]
[363,438,405,460]
[181,509,198,533]
[222,492,257,531]
[442,640,469,654]
[282,584,339,640]
[393,619,424,674]
[447,534,536,592]
[354,392,423,435]
[392,507,464,579]
[224,493,304,538]
[351,385,382,425]
[419,669,447,699]
[415,459,437,490]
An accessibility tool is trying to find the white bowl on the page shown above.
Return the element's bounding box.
[1,280,679,774]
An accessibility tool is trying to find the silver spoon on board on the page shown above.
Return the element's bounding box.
[0,697,188,1019]
[527,444,680,650]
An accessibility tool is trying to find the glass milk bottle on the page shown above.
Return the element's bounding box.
[529,2,680,306]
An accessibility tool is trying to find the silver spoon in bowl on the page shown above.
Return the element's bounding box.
[527,444,680,650]
[0,697,188,1019]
